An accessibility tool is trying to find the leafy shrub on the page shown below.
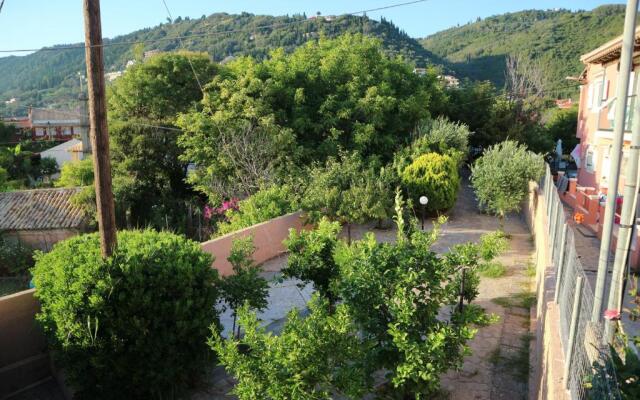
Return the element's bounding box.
[412,116,471,158]
[471,140,544,221]
[401,152,460,212]
[32,230,221,399]
[283,218,342,305]
[220,236,269,338]
[479,231,509,262]
[302,152,394,240]
[210,296,369,399]
[216,185,297,236]
[0,236,34,277]
[55,158,94,187]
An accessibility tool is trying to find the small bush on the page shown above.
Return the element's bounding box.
[471,140,544,221]
[216,185,297,236]
[32,230,221,399]
[479,261,507,278]
[220,236,269,338]
[401,152,460,212]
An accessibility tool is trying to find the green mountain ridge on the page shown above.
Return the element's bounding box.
[0,12,442,114]
[420,4,627,91]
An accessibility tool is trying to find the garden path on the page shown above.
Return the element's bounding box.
[193,176,535,399]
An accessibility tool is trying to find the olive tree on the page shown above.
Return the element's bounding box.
[471,140,544,226]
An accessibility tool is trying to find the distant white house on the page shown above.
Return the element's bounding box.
[40,139,86,179]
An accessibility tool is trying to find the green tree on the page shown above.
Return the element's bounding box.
[544,105,579,151]
[334,194,487,397]
[400,152,460,213]
[0,167,8,191]
[55,158,93,187]
[107,52,218,230]
[471,140,544,225]
[178,34,444,200]
[301,152,390,242]
[220,236,269,338]
[283,218,342,306]
[38,157,59,179]
[210,296,370,400]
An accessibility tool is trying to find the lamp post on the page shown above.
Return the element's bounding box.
[419,195,429,231]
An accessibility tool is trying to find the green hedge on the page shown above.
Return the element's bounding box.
[32,230,221,399]
[401,152,460,212]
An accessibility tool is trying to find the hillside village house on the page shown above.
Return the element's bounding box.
[561,26,640,268]
[3,107,85,142]
[0,188,89,251]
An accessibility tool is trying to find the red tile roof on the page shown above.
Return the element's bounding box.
[0,188,87,231]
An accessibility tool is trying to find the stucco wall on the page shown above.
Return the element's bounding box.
[200,211,311,276]
[525,182,570,400]
[3,228,81,251]
[0,289,53,397]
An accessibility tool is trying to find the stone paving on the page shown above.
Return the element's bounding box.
[192,176,535,399]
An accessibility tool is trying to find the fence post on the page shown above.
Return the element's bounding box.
[563,275,584,390]
[549,195,559,239]
[545,169,553,218]
[554,224,568,303]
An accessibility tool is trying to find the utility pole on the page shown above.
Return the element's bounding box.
[83,0,117,257]
[605,78,640,342]
[591,0,638,322]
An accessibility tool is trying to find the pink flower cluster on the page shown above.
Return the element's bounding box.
[203,198,239,220]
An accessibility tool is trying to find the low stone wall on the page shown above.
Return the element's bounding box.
[0,289,53,398]
[524,182,569,400]
[200,211,311,276]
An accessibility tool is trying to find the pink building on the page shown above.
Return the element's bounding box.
[561,27,640,269]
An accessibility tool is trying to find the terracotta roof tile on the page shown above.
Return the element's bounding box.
[0,188,87,231]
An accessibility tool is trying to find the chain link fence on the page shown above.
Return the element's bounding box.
[540,165,621,399]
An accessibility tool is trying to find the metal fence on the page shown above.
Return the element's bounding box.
[539,165,621,400]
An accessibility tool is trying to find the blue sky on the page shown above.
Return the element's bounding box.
[0,0,624,57]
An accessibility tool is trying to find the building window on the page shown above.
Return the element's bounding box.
[585,147,597,173]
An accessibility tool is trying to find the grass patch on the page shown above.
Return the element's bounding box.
[465,304,501,326]
[491,291,536,309]
[479,261,507,278]
[504,333,533,383]
[525,261,536,278]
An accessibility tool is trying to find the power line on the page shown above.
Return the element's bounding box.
[0,0,5,15]
[160,0,205,96]
[0,0,430,54]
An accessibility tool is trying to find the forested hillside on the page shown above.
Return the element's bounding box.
[421,5,627,90]
[0,13,442,113]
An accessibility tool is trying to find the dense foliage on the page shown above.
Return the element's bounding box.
[213,195,491,398]
[32,230,221,399]
[544,105,579,150]
[0,236,34,278]
[0,13,441,112]
[301,151,393,239]
[471,140,544,221]
[177,34,443,195]
[401,152,460,212]
[283,218,342,305]
[211,296,370,399]
[108,52,217,230]
[421,5,626,90]
[216,185,297,236]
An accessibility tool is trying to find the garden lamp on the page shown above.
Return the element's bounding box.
[419,195,428,230]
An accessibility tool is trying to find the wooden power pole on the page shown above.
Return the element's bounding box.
[83,0,117,257]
